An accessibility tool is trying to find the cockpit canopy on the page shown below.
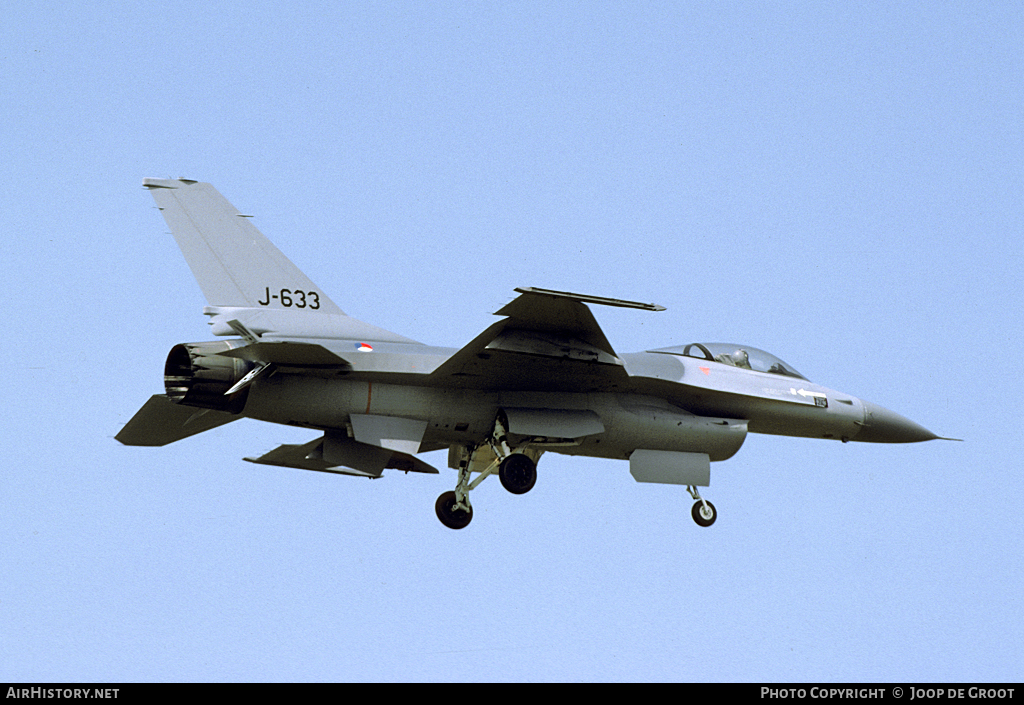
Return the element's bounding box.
[651,343,808,381]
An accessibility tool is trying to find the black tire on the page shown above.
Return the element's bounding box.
[435,491,473,529]
[499,454,537,495]
[691,500,717,527]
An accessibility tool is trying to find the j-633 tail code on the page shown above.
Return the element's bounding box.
[257,287,320,309]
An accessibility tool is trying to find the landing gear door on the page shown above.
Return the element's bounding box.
[629,449,711,487]
[502,407,605,441]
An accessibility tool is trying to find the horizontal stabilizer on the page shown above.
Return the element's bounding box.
[116,394,239,446]
[245,432,439,478]
[245,438,382,478]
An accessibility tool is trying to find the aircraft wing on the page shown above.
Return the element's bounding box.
[429,287,663,391]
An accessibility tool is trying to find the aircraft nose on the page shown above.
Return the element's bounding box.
[856,401,939,443]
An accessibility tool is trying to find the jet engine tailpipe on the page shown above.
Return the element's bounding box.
[164,341,253,413]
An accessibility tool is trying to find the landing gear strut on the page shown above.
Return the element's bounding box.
[434,413,539,529]
[435,448,477,530]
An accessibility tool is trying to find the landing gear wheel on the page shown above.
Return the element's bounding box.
[691,500,717,527]
[435,491,473,529]
[499,453,537,495]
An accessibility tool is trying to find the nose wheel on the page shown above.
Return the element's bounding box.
[691,499,717,527]
[687,485,717,527]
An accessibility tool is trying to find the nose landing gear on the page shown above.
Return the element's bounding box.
[691,499,717,527]
[687,485,717,527]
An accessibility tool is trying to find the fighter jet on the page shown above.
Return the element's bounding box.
[117,179,955,529]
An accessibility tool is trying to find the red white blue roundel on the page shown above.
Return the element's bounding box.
[356,343,373,352]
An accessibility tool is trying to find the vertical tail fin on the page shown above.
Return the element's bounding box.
[144,178,344,314]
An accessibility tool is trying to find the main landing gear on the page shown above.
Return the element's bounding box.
[498,453,537,494]
[435,414,538,530]
[435,490,472,530]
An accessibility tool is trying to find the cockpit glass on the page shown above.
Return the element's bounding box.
[651,343,808,381]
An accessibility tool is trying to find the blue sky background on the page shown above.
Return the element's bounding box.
[2,1,1021,682]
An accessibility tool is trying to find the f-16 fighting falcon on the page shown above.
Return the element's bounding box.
[117,179,955,529]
